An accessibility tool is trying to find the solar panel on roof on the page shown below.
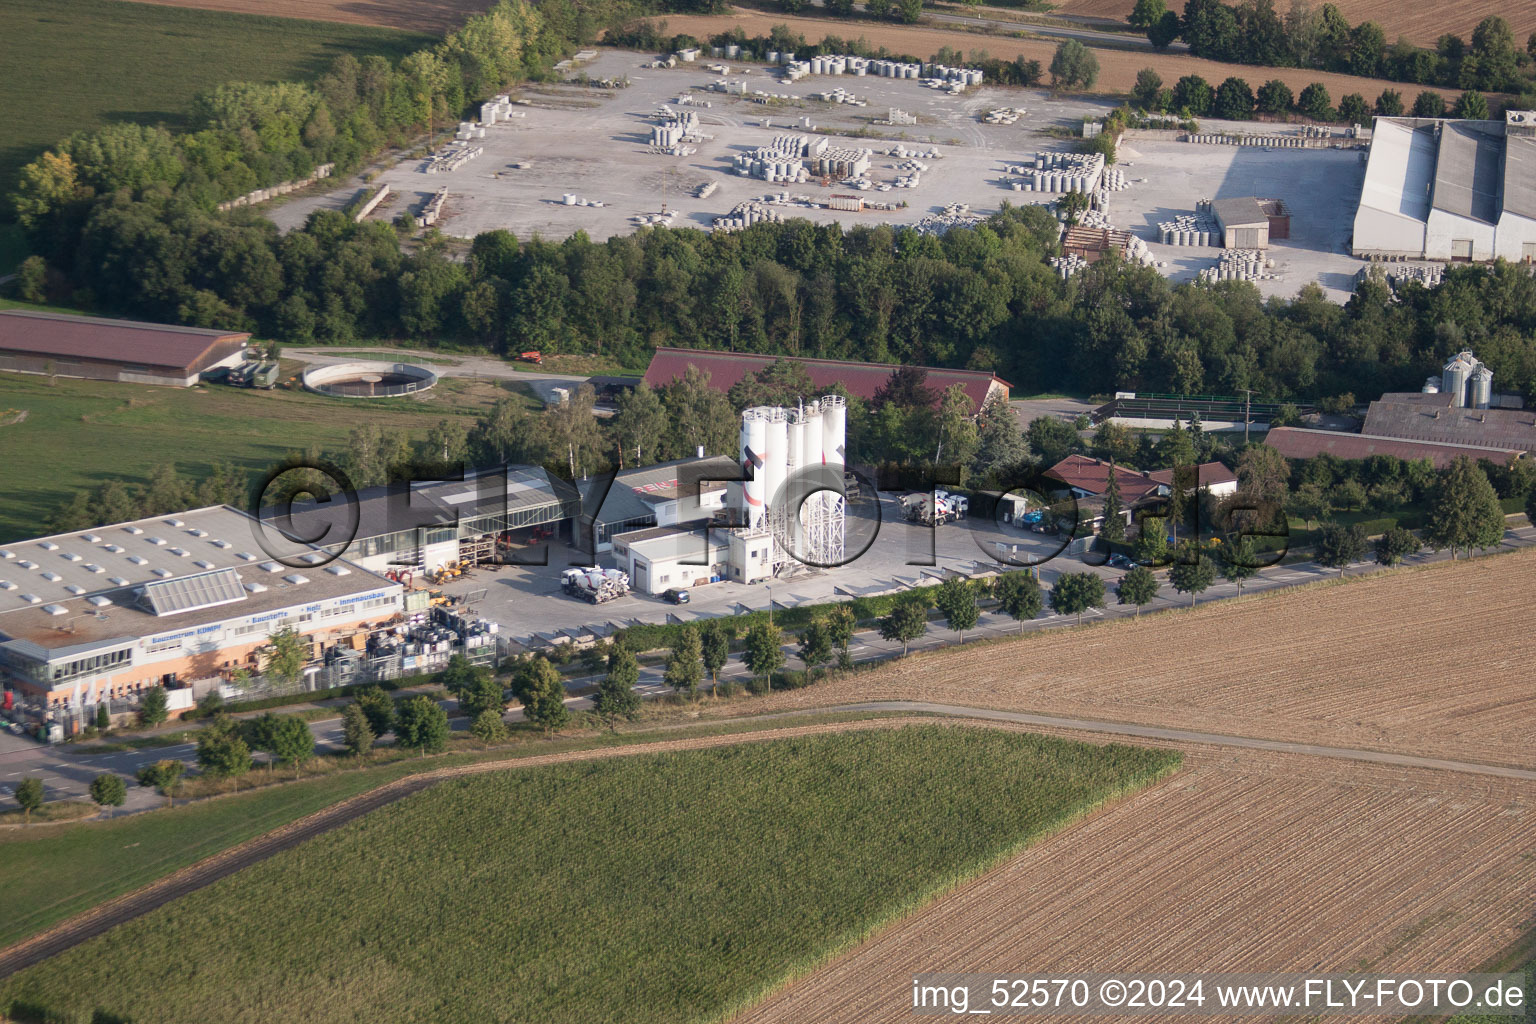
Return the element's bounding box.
[138,567,247,616]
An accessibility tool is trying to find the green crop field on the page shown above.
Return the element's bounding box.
[0,0,433,265]
[0,726,1178,1024]
[0,368,531,541]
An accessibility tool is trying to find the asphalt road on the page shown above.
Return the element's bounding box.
[2,520,1531,814]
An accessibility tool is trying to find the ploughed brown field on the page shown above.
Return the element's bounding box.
[1051,0,1535,50]
[651,8,1464,105]
[733,549,1536,769]
[112,0,490,33]
[737,745,1536,1023]
[724,552,1536,1021]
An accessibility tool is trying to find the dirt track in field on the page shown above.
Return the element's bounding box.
[714,550,1536,770]
[1049,0,1533,49]
[113,0,488,32]
[649,8,1464,103]
[736,747,1536,1023]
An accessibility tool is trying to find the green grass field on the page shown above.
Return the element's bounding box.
[0,0,433,251]
[0,370,529,541]
[0,726,1178,1024]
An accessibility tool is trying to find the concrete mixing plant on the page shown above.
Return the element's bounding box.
[739,396,847,568]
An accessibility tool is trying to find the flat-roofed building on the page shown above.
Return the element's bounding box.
[0,310,249,387]
[579,456,738,552]
[0,506,400,711]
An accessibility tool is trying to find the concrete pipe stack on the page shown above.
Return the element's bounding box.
[1199,248,1274,283]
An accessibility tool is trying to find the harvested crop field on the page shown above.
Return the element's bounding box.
[650,8,1462,105]
[737,746,1536,1023]
[730,550,1536,769]
[115,0,489,33]
[1049,0,1534,49]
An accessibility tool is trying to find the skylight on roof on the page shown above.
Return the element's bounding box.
[87,595,112,608]
[169,547,189,557]
[103,544,123,554]
[189,529,208,538]
[65,584,86,595]
[40,571,61,582]
[20,594,41,605]
[151,568,174,578]
[147,537,166,546]
[165,518,185,527]
[0,581,14,590]
[17,560,36,570]
[0,550,13,560]
[127,555,148,565]
[123,526,143,535]
[325,565,351,576]
[42,604,68,616]
[81,533,100,543]
[62,552,81,562]
[108,576,129,586]
[243,582,267,593]
[39,541,59,551]
[211,539,231,549]
[237,552,257,561]
[84,564,104,573]
[140,568,248,616]
[260,562,283,573]
[283,574,310,585]
[194,559,215,569]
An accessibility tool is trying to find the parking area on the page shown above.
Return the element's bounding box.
[436,491,1094,642]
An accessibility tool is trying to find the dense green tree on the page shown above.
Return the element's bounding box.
[1374,526,1421,567]
[1168,545,1217,606]
[135,760,183,808]
[743,621,785,690]
[1412,90,1446,117]
[1148,10,1182,49]
[269,714,315,775]
[1213,77,1256,119]
[1256,79,1294,114]
[1337,92,1369,124]
[1374,89,1404,116]
[457,669,506,722]
[89,773,127,809]
[264,626,307,691]
[594,645,641,726]
[973,391,1029,483]
[95,703,110,731]
[610,382,668,467]
[994,571,1043,631]
[1219,535,1261,595]
[796,618,834,676]
[470,708,507,746]
[1423,456,1505,558]
[1049,571,1106,624]
[397,694,453,750]
[341,702,375,757]
[1297,82,1333,120]
[879,597,929,655]
[1129,0,1167,29]
[1134,515,1170,565]
[1172,74,1214,115]
[511,658,568,734]
[1100,464,1127,543]
[138,685,169,727]
[699,620,731,689]
[1453,90,1489,120]
[354,686,395,737]
[934,577,980,633]
[1313,521,1367,573]
[1116,564,1160,615]
[13,777,45,823]
[1132,67,1164,108]
[196,714,253,777]
[664,625,704,698]
[1026,416,1081,465]
[1049,40,1100,91]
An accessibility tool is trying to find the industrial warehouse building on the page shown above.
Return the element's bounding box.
[1264,427,1525,468]
[642,347,1009,413]
[0,310,250,387]
[279,466,576,577]
[0,507,401,712]
[1352,112,1536,262]
[579,456,737,552]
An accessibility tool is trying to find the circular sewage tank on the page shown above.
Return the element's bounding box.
[302,361,439,398]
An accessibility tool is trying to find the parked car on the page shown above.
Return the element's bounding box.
[1108,553,1134,569]
[662,587,691,604]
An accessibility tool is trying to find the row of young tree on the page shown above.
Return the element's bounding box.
[1129,67,1491,123]
[1136,1,1535,98]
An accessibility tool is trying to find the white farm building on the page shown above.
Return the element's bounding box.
[1352,111,1536,263]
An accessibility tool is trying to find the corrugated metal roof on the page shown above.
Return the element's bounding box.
[1359,119,1436,221]
[1432,122,1503,224]
[642,348,1008,412]
[1265,426,1523,469]
[1502,134,1536,220]
[0,310,249,373]
[1362,394,1536,452]
[1212,197,1267,229]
